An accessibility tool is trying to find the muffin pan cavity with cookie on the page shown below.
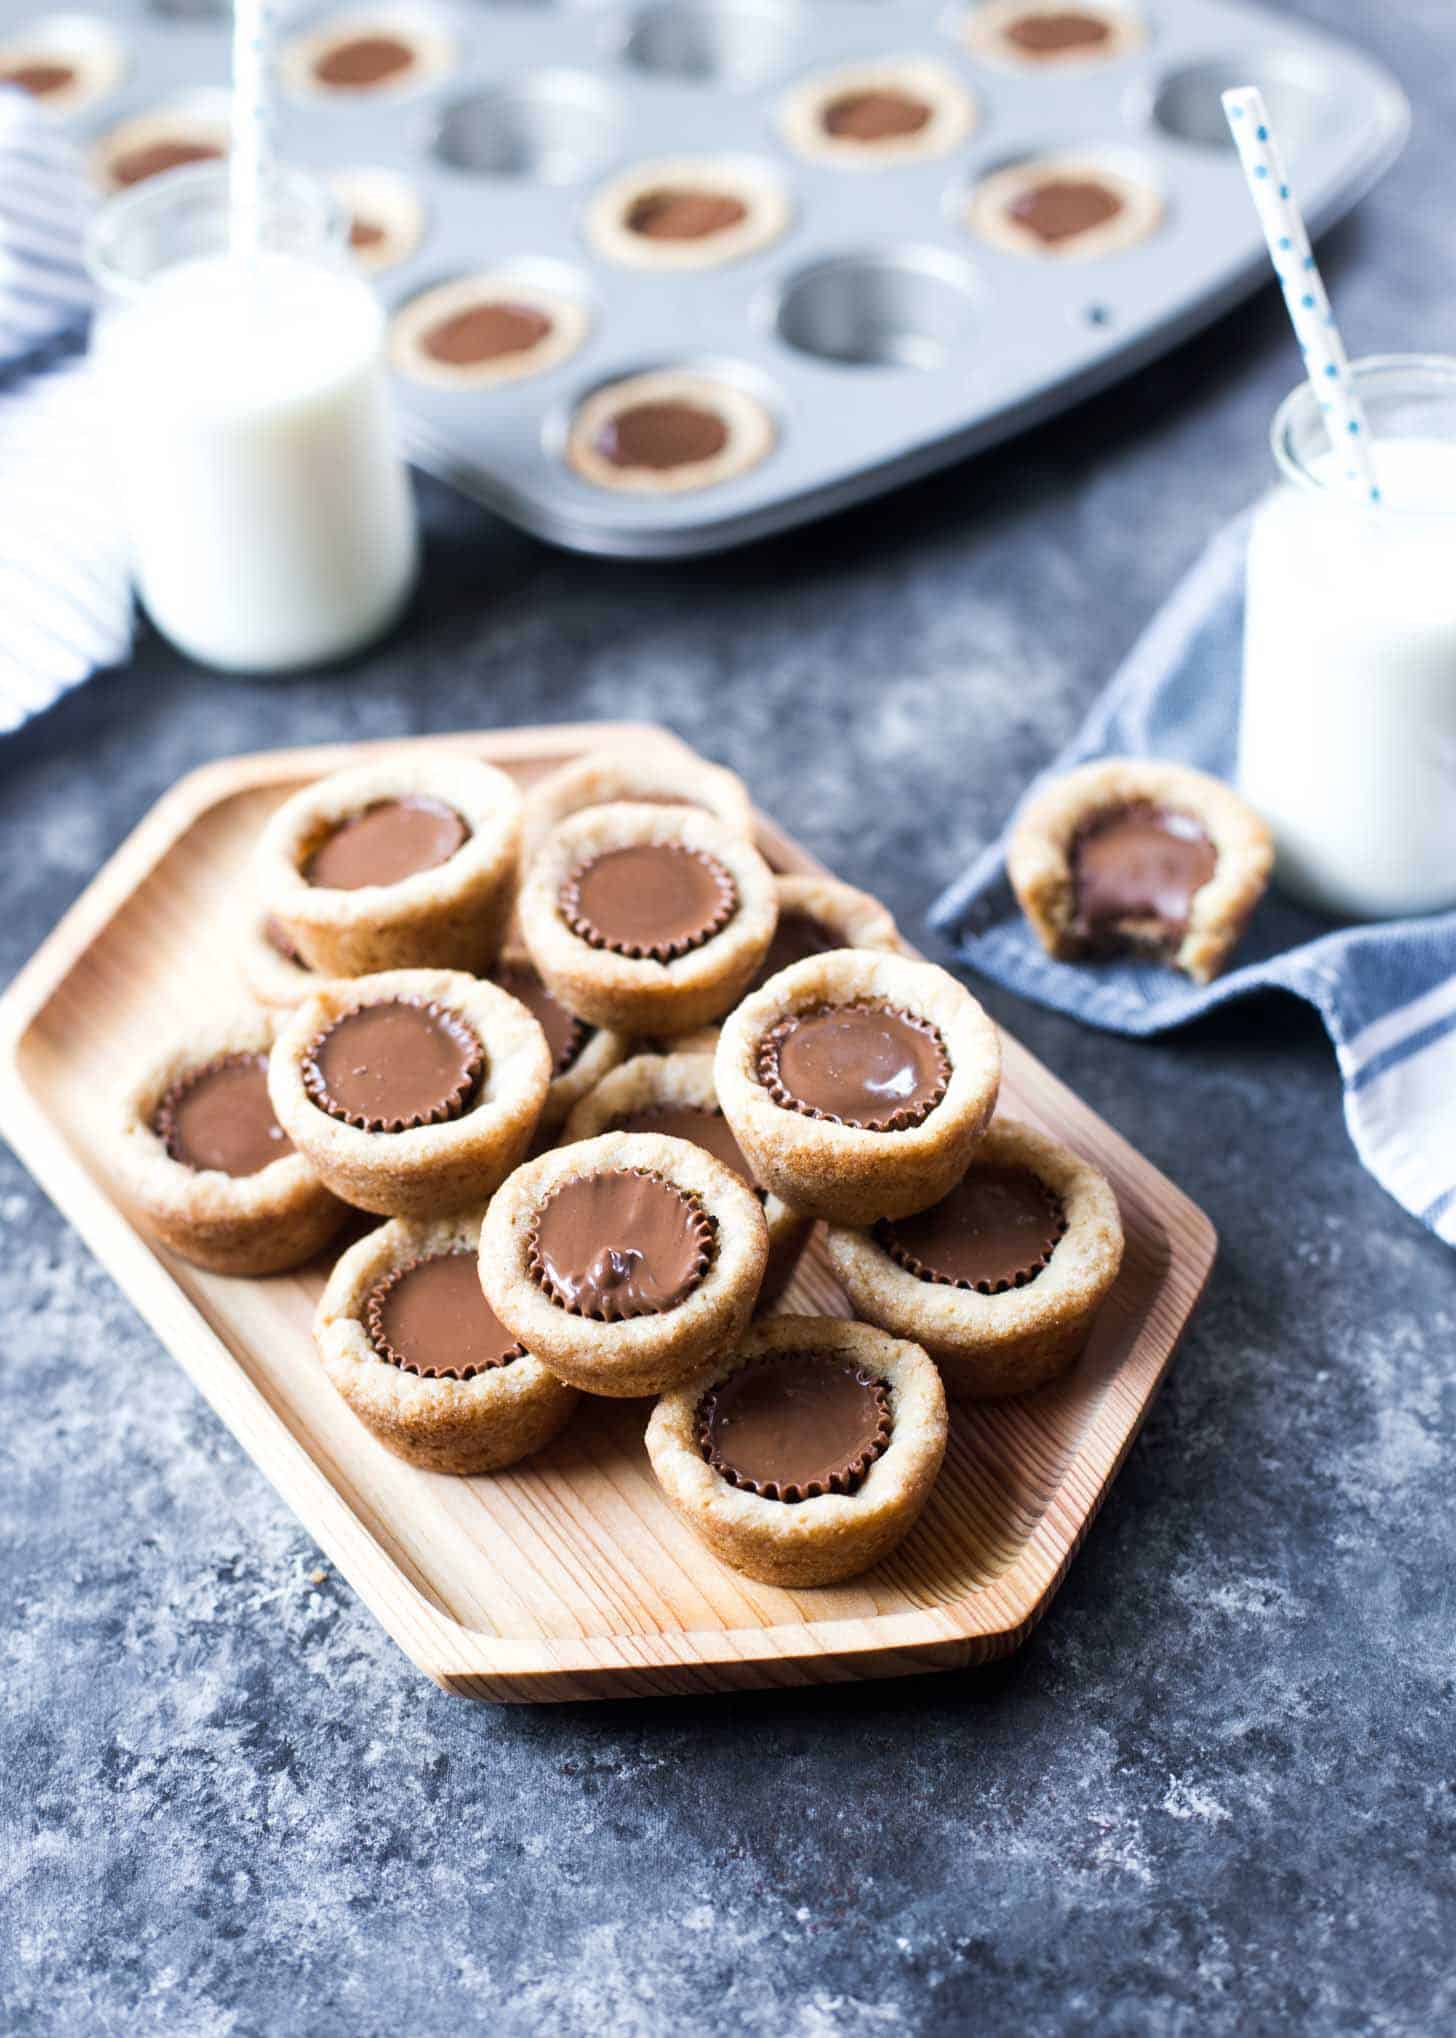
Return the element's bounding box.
[9,0,1407,555]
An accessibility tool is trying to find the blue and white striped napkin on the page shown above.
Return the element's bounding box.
[929,513,1456,1247]
[0,91,132,732]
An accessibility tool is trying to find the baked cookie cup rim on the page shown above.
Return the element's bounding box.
[269,968,552,1172]
[584,155,793,272]
[564,372,777,496]
[388,271,591,390]
[777,55,978,167]
[519,801,779,999]
[255,755,523,938]
[279,12,456,100]
[825,1116,1125,1353]
[962,0,1145,69]
[520,744,755,864]
[478,1129,769,1389]
[236,897,332,1009]
[965,154,1164,262]
[714,949,1002,1169]
[768,873,903,956]
[646,1316,948,1544]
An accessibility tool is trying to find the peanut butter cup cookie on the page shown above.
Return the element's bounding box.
[1007,758,1273,983]
[256,756,522,978]
[521,744,754,867]
[270,969,551,1218]
[315,1211,579,1474]
[488,953,627,1133]
[563,1053,812,1307]
[585,156,791,272]
[519,802,778,1038]
[963,2,1143,69]
[967,153,1162,261]
[646,1317,947,1586]
[115,1012,347,1276]
[744,874,902,997]
[827,1117,1123,1398]
[715,952,1000,1226]
[479,1129,768,1397]
[237,900,325,1010]
[778,57,976,168]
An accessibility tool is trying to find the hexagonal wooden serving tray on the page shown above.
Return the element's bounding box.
[0,723,1214,1702]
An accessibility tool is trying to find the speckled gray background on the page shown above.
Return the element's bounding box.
[4,3,1454,2031]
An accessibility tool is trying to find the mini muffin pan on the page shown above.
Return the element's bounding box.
[8,0,1407,556]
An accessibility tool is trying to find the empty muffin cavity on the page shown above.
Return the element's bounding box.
[621,0,798,90]
[433,72,623,184]
[775,248,979,370]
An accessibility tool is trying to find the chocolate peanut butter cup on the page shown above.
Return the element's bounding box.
[1006,176,1123,245]
[492,964,591,1080]
[1,59,75,96]
[696,1351,893,1503]
[305,797,469,891]
[561,842,738,961]
[313,32,414,88]
[595,402,730,474]
[566,372,775,495]
[779,59,976,167]
[821,89,931,141]
[625,189,750,241]
[1,21,123,118]
[746,911,836,995]
[527,1168,714,1321]
[154,1053,293,1178]
[366,1249,524,1379]
[1005,8,1110,53]
[303,999,483,1133]
[284,15,453,100]
[612,1103,755,1193]
[967,153,1161,260]
[586,157,790,272]
[963,1,1140,68]
[1070,802,1217,949]
[878,1163,1066,1294]
[110,136,225,188]
[423,302,552,366]
[757,1000,949,1132]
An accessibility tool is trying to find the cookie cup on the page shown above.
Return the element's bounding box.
[314,1212,580,1474]
[236,898,328,1009]
[255,756,523,977]
[1006,757,1273,984]
[715,952,1001,1226]
[269,970,551,1218]
[492,951,629,1135]
[114,1011,347,1276]
[646,1317,947,1586]
[519,802,778,1037]
[562,1053,812,1308]
[827,1117,1124,1399]
[479,1130,768,1397]
[768,872,902,956]
[521,743,754,866]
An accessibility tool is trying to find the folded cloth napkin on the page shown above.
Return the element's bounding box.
[0,92,132,732]
[929,512,1456,1247]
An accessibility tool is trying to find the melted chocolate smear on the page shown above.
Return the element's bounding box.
[1005,10,1112,53]
[421,301,553,366]
[1071,802,1217,948]
[625,189,750,240]
[154,1053,292,1178]
[560,842,736,961]
[529,1168,712,1320]
[697,1351,893,1503]
[492,964,591,1079]
[303,1000,482,1133]
[366,1250,523,1379]
[314,34,414,87]
[304,797,468,890]
[822,90,932,141]
[1007,176,1122,244]
[758,1001,948,1132]
[595,400,729,472]
[111,138,224,187]
[879,1163,1066,1293]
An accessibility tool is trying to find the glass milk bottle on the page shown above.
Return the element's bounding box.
[1240,356,1456,920]
[85,163,418,673]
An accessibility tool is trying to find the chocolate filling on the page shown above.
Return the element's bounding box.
[111,137,224,188]
[1007,177,1123,245]
[595,401,730,472]
[366,1250,523,1379]
[697,1351,893,1503]
[349,215,387,251]
[491,964,592,1079]
[757,1001,949,1132]
[1070,801,1218,949]
[1,60,76,96]
[613,1103,758,1195]
[879,1163,1066,1294]
[528,1168,713,1320]
[420,301,553,366]
[1004,9,1112,53]
[303,1000,482,1132]
[313,34,415,87]
[304,797,468,890]
[822,89,932,141]
[625,189,750,241]
[747,910,837,996]
[153,1052,293,1178]
[560,842,737,961]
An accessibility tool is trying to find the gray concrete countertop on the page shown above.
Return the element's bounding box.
[3,4,1452,2031]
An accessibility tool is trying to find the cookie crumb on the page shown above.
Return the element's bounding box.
[310,1568,328,1585]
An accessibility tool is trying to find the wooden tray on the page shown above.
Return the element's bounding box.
[0,724,1214,1703]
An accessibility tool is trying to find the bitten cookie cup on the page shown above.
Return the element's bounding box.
[479,1130,769,1397]
[314,1212,579,1475]
[1006,756,1273,985]
[826,1117,1124,1400]
[518,802,779,1037]
[962,1,1144,70]
[645,1317,948,1587]
[269,970,551,1218]
[562,1053,812,1309]
[255,756,523,978]
[114,1011,347,1276]
[714,951,1001,1226]
[521,743,754,867]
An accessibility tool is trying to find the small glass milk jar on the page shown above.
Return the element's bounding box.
[85,163,418,674]
[1239,355,1456,921]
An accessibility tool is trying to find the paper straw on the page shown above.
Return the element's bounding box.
[230,0,274,257]
[1222,84,1380,505]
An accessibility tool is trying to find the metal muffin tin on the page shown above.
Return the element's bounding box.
[16,0,1408,556]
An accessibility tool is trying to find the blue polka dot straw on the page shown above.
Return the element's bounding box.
[230,0,276,256]
[1221,84,1381,504]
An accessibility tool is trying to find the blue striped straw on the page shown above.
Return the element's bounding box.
[231,0,274,256]
[1222,84,1380,505]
